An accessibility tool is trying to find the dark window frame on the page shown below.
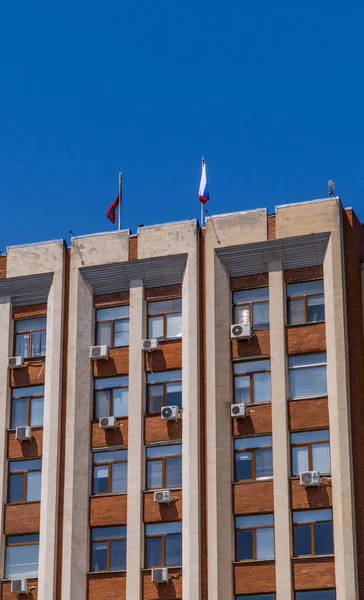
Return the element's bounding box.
[147,298,182,341]
[95,305,129,348]
[145,526,182,568]
[146,446,182,490]
[90,526,127,572]
[14,317,47,359]
[235,520,274,562]
[92,451,128,495]
[287,281,325,326]
[234,360,271,405]
[234,438,273,482]
[93,377,129,419]
[233,288,269,331]
[291,433,330,476]
[147,371,182,414]
[11,387,44,429]
[8,459,42,504]
[293,512,334,558]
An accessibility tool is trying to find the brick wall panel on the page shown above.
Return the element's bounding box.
[12,304,47,319]
[144,342,182,372]
[233,404,272,436]
[93,348,129,378]
[231,273,269,291]
[144,490,182,522]
[145,415,182,445]
[129,236,138,261]
[232,331,270,359]
[4,502,40,534]
[288,398,329,431]
[7,428,43,458]
[267,215,276,240]
[145,285,182,301]
[0,255,6,278]
[1,580,38,599]
[10,365,45,387]
[292,557,335,589]
[142,569,182,599]
[88,572,126,600]
[234,562,276,594]
[291,479,332,510]
[286,323,326,355]
[284,265,323,284]
[89,495,127,527]
[234,481,274,514]
[91,418,128,448]
[94,292,130,308]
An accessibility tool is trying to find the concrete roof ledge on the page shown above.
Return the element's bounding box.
[275,197,341,213]
[205,208,267,221]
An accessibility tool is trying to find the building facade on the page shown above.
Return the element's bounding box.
[0,197,363,600]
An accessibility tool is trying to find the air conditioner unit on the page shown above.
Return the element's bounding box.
[231,323,252,339]
[142,338,160,352]
[90,345,109,360]
[161,405,179,421]
[154,490,172,504]
[231,403,246,418]
[15,426,32,441]
[11,579,29,595]
[151,567,168,584]
[8,356,23,369]
[300,470,320,487]
[99,416,117,429]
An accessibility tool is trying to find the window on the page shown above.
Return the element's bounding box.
[146,444,182,489]
[288,353,327,399]
[11,386,44,429]
[295,592,336,600]
[145,521,182,568]
[92,450,127,494]
[96,306,129,348]
[15,317,47,358]
[8,459,42,503]
[5,534,39,579]
[233,288,269,330]
[91,526,126,571]
[291,430,330,476]
[237,596,276,600]
[234,360,271,405]
[293,509,333,557]
[236,514,274,561]
[287,280,325,325]
[148,298,182,341]
[147,370,182,414]
[235,436,273,482]
[94,376,128,418]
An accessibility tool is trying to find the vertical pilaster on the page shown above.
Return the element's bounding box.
[269,261,292,600]
[126,279,145,600]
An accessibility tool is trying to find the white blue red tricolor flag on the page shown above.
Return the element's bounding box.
[199,161,209,204]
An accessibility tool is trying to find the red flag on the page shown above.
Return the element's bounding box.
[105,196,119,224]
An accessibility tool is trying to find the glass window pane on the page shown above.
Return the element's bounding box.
[113,388,128,417]
[14,386,44,398]
[148,385,164,414]
[234,288,269,303]
[96,306,129,321]
[9,459,42,472]
[147,370,182,384]
[92,541,107,571]
[291,430,329,444]
[236,514,274,528]
[32,330,46,357]
[165,533,182,567]
[30,397,44,427]
[92,526,126,539]
[235,376,250,404]
[166,313,182,339]
[147,460,163,489]
[236,529,253,560]
[114,320,129,347]
[293,509,332,524]
[287,280,324,296]
[314,521,334,555]
[96,322,112,347]
[296,592,336,600]
[288,297,305,325]
[235,436,272,450]
[95,391,110,418]
[16,333,29,358]
[252,302,270,329]
[94,465,109,494]
[312,442,330,474]
[294,524,312,556]
[234,360,270,374]
[289,353,326,368]
[289,365,327,398]
[110,538,126,570]
[5,544,39,579]
[112,462,127,493]
[256,527,274,559]
[255,448,273,479]
[93,450,127,463]
[307,295,325,323]
[148,299,182,315]
[166,457,182,488]
[292,446,309,476]
[253,372,271,403]
[15,317,46,332]
[9,474,24,502]
[146,521,182,535]
[149,316,163,339]
[146,444,182,458]
[166,382,182,409]
[234,305,250,325]
[146,537,162,568]
[95,376,129,389]
[11,399,28,428]
[26,471,41,502]
[235,451,252,481]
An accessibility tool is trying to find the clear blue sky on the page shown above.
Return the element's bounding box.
[1,0,364,249]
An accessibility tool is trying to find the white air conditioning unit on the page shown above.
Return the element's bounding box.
[8,356,23,369]
[151,567,168,584]
[142,338,160,352]
[90,345,109,360]
[99,416,117,429]
[231,323,252,339]
[231,403,246,418]
[15,426,32,441]
[161,405,179,421]
[154,490,172,504]
[300,470,320,487]
[11,579,29,595]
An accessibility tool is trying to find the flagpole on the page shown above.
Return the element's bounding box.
[200,157,205,227]
[118,173,122,231]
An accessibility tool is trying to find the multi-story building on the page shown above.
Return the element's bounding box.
[0,196,363,600]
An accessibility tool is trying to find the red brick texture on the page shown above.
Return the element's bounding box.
[88,572,126,600]
[234,562,276,594]
[144,342,182,372]
[0,255,7,278]
[231,273,269,291]
[1,580,38,599]
[144,415,182,445]
[144,491,182,522]
[4,502,40,534]
[129,236,138,262]
[292,557,335,590]
[232,330,270,359]
[142,569,182,599]
[284,265,323,284]
[290,479,332,510]
[267,215,276,240]
[233,404,272,437]
[7,428,43,458]
[94,292,129,308]
[145,285,182,301]
[92,348,129,378]
[89,495,127,527]
[234,481,274,514]
[288,398,329,432]
[12,304,47,319]
[10,363,45,387]
[91,418,128,448]
[286,323,326,355]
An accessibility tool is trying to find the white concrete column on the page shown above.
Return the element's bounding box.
[0,298,12,579]
[324,234,359,600]
[126,279,145,600]
[62,269,93,600]
[38,264,65,599]
[269,262,292,600]
[206,254,233,600]
[182,250,200,600]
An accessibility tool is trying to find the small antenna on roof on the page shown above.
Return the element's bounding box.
[205,209,221,245]
[69,230,85,265]
[328,180,335,197]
